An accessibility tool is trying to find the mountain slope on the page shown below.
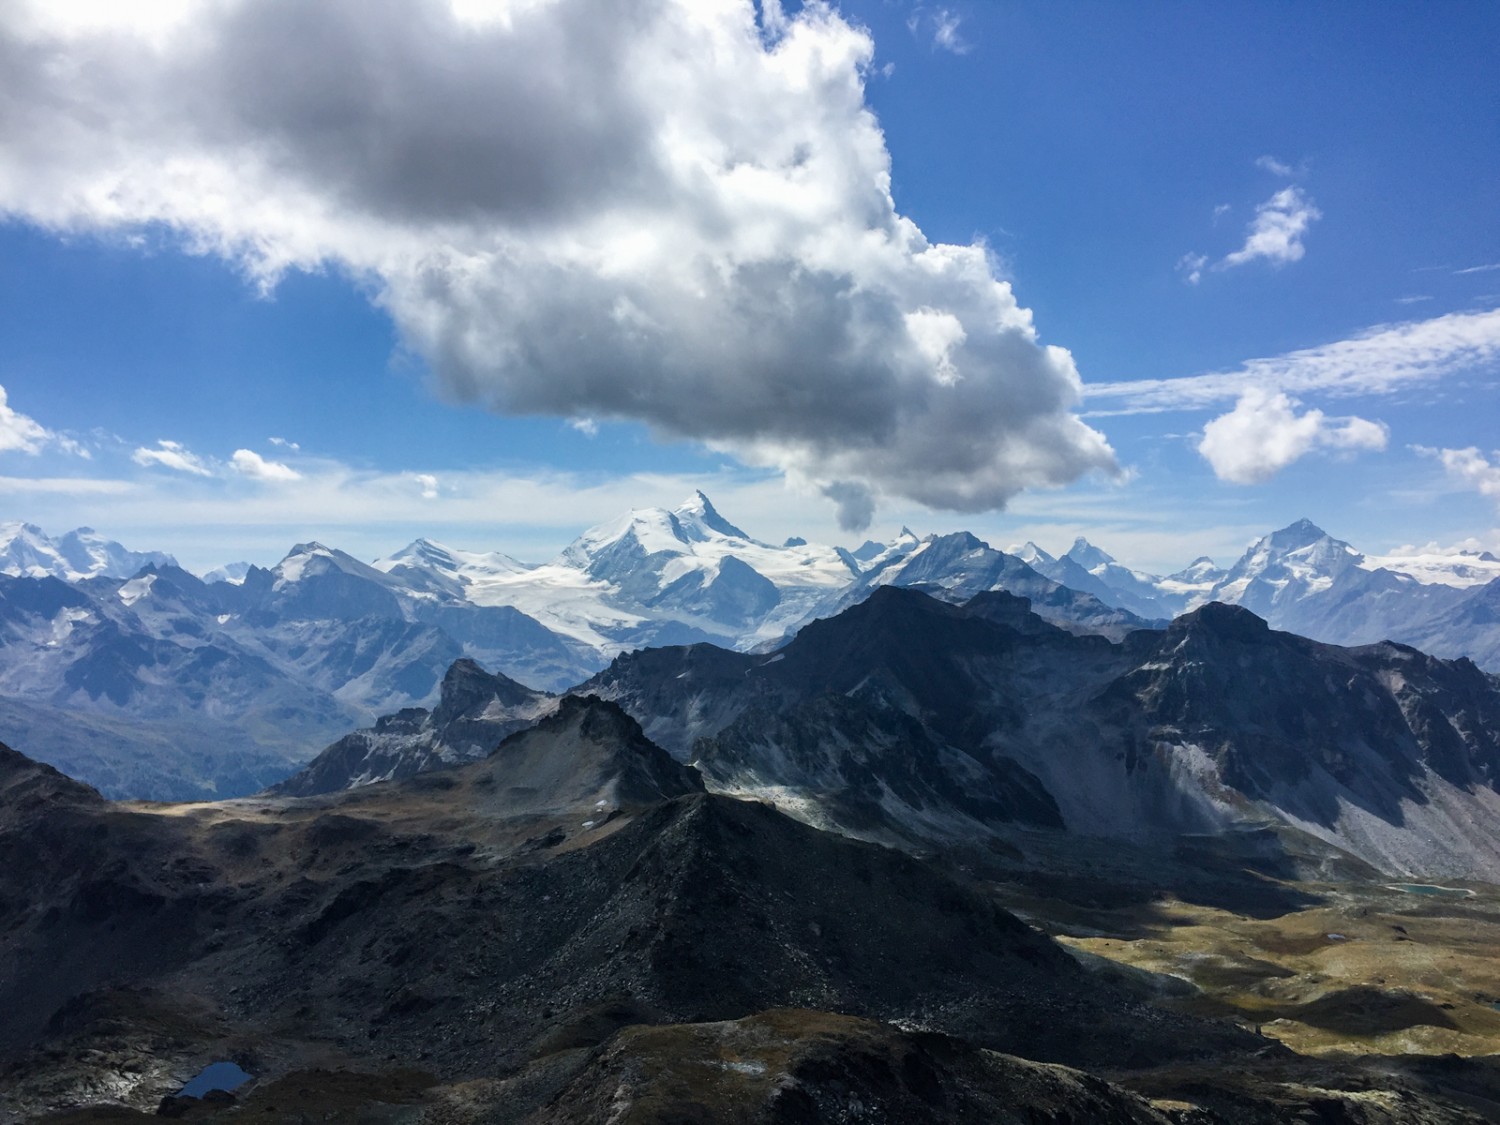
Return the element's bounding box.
[585,587,1500,877]
[271,657,556,796]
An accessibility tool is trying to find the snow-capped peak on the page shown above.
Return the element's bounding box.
[0,521,177,582]
[1064,537,1116,572]
[375,538,530,580]
[275,541,395,586]
[672,490,751,542]
[1009,541,1056,568]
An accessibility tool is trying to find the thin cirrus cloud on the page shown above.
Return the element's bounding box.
[131,440,215,477]
[0,0,1116,532]
[1197,389,1387,484]
[1085,306,1500,415]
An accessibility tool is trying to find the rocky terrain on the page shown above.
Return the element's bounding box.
[270,658,556,796]
[5,700,1500,1124]
[573,587,1500,879]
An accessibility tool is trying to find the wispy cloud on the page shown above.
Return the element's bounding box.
[1456,263,1500,276]
[1177,252,1208,286]
[1254,154,1295,177]
[931,9,970,54]
[1395,295,1434,305]
[1198,390,1387,484]
[132,440,215,476]
[1086,306,1500,414]
[0,384,89,458]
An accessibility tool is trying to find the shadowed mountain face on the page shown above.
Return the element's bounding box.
[270,658,556,796]
[580,588,1500,877]
[7,707,1500,1124]
[0,706,1276,1120]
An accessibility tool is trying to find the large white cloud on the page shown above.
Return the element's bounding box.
[0,0,1117,530]
[1197,390,1387,484]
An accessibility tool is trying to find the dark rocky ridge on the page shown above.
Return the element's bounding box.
[270,657,555,796]
[4,708,1498,1123]
[582,587,1500,875]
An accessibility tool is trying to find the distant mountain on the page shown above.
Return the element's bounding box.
[796,529,1162,642]
[0,523,176,582]
[4,500,1500,802]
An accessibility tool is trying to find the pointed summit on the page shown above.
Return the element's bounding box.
[1264,518,1332,553]
[1064,537,1116,571]
[673,490,749,541]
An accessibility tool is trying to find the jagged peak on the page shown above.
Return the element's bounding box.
[1263,518,1333,550]
[1064,537,1116,568]
[673,490,750,541]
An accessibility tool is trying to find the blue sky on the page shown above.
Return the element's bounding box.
[0,0,1496,574]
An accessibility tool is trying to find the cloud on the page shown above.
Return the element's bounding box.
[1197,390,1387,484]
[413,472,439,499]
[0,385,56,454]
[0,0,1114,525]
[1419,446,1500,502]
[1456,263,1500,276]
[1086,306,1500,414]
[568,417,600,438]
[230,448,300,482]
[268,436,300,451]
[1395,295,1433,305]
[1219,186,1321,271]
[1254,155,1295,177]
[132,440,214,476]
[931,9,970,54]
[821,479,876,532]
[1177,252,1208,286]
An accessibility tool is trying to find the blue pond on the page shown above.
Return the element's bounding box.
[180,1061,253,1098]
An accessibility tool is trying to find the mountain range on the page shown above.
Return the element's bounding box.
[2,497,1499,800]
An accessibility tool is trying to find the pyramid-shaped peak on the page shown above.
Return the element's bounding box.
[1260,518,1340,555]
[1065,537,1115,568]
[673,490,749,540]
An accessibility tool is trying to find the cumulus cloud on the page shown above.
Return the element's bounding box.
[1086,306,1500,414]
[0,385,56,454]
[132,440,214,476]
[0,0,1116,529]
[230,448,301,482]
[1420,446,1500,502]
[1254,154,1294,177]
[1197,390,1387,484]
[1219,186,1321,271]
[413,472,440,499]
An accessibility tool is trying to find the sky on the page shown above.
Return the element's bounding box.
[0,0,1496,575]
